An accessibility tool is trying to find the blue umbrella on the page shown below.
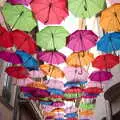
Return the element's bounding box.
[40,101,53,106]
[64,112,78,118]
[16,50,38,70]
[48,88,64,95]
[97,32,120,53]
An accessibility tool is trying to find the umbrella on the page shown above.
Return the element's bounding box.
[0,51,22,64]
[54,114,64,119]
[97,32,120,53]
[84,87,103,94]
[82,93,99,99]
[48,88,64,95]
[30,0,68,24]
[65,87,83,93]
[29,70,45,78]
[89,71,113,82]
[20,86,38,93]
[41,105,55,112]
[108,0,120,4]
[37,51,66,64]
[100,4,120,32]
[50,95,64,99]
[37,26,69,50]
[51,108,64,113]
[66,118,78,120]
[45,116,54,120]
[44,112,56,117]
[40,64,64,78]
[0,26,13,48]
[64,67,89,81]
[11,30,36,54]
[68,0,105,18]
[55,118,64,120]
[40,101,53,106]
[67,30,98,52]
[79,110,94,116]
[64,93,82,99]
[92,54,119,69]
[64,112,78,118]
[79,103,95,110]
[5,66,29,78]
[46,80,64,90]
[2,3,37,32]
[26,81,48,90]
[16,50,38,70]
[7,0,32,5]
[52,101,65,107]
[66,52,94,67]
[65,107,78,114]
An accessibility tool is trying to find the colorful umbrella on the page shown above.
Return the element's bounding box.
[48,88,64,95]
[0,51,22,64]
[44,111,56,117]
[20,86,38,93]
[52,101,65,107]
[97,32,120,53]
[66,52,94,67]
[92,54,119,69]
[11,30,36,54]
[79,103,95,110]
[5,66,29,78]
[41,105,55,112]
[30,0,68,24]
[65,87,83,93]
[51,108,64,113]
[29,70,45,78]
[0,26,13,48]
[40,101,53,106]
[37,51,66,64]
[108,0,120,4]
[82,93,99,99]
[65,107,78,114]
[64,67,89,81]
[37,26,69,50]
[66,118,78,120]
[16,50,38,70]
[46,80,64,90]
[2,3,37,32]
[68,0,105,18]
[64,112,78,118]
[67,30,98,52]
[64,93,82,100]
[54,114,64,119]
[79,110,94,116]
[89,71,113,82]
[40,64,64,78]
[7,0,32,5]
[100,4,120,32]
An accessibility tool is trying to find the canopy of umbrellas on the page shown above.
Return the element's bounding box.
[0,0,120,120]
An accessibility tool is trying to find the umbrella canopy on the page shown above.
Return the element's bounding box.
[0,51,22,64]
[92,54,119,69]
[65,87,83,93]
[65,107,78,114]
[37,51,66,64]
[66,118,78,120]
[48,88,64,95]
[52,101,65,107]
[37,26,69,50]
[7,0,32,5]
[64,67,89,81]
[89,71,113,82]
[97,32,120,53]
[66,52,94,67]
[64,93,82,100]
[16,50,38,70]
[79,103,95,110]
[40,64,64,78]
[11,30,36,54]
[30,0,68,24]
[51,108,64,113]
[44,112,56,117]
[5,66,29,78]
[40,101,53,106]
[0,26,13,48]
[41,105,55,112]
[100,4,120,32]
[2,3,37,32]
[79,110,94,116]
[46,80,64,90]
[64,112,78,118]
[108,0,120,4]
[54,114,64,119]
[67,30,98,52]
[29,70,45,78]
[68,0,105,18]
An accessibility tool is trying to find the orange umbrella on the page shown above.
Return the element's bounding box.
[79,110,94,116]
[26,81,48,90]
[100,4,120,32]
[66,52,94,67]
[40,64,64,78]
[44,111,55,117]
[51,108,64,113]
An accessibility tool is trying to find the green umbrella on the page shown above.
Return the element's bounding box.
[64,93,82,99]
[79,103,95,110]
[2,3,37,32]
[37,26,69,50]
[68,0,106,18]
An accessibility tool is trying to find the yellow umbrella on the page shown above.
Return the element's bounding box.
[40,64,64,78]
[66,52,94,67]
[100,3,120,32]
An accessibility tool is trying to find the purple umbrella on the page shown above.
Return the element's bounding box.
[20,86,37,93]
[89,71,113,82]
[67,30,98,52]
[0,51,22,64]
[37,51,66,64]
[7,0,32,5]
[64,66,89,81]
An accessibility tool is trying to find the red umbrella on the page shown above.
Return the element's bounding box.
[92,54,119,69]
[65,87,83,93]
[50,94,64,99]
[0,26,13,48]
[30,0,68,24]
[5,66,29,78]
[11,30,36,54]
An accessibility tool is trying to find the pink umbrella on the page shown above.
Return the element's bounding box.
[54,113,64,119]
[41,105,55,112]
[108,0,120,4]
[37,51,66,64]
[46,80,64,90]
[64,67,89,81]
[65,106,78,114]
[7,0,32,5]
[29,70,45,78]
[0,51,22,64]
[67,30,98,52]
[52,101,65,107]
